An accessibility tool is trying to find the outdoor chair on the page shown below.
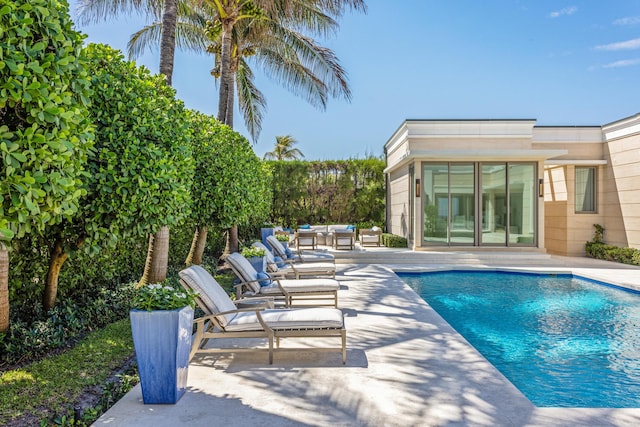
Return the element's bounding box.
[333,229,355,250]
[359,227,382,247]
[295,230,318,250]
[252,242,336,279]
[227,252,339,307]
[178,265,346,364]
[267,235,335,263]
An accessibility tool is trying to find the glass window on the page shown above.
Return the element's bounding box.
[575,167,596,213]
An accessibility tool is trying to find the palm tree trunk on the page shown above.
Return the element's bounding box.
[225,74,234,127]
[0,242,9,333]
[148,226,169,284]
[159,0,178,85]
[217,19,234,124]
[43,239,69,312]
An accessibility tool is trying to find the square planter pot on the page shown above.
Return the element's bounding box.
[130,306,194,404]
[248,256,266,273]
[261,227,274,247]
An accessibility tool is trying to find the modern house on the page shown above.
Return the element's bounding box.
[384,113,640,256]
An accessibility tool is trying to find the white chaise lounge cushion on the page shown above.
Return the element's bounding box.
[224,308,344,332]
[178,265,237,327]
[257,278,339,295]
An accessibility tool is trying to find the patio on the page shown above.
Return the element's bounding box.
[95,249,640,427]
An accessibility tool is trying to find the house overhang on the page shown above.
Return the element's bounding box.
[384,149,568,174]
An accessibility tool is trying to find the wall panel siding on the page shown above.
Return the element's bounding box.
[389,168,409,238]
[604,130,640,248]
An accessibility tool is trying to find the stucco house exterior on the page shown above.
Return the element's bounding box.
[384,113,640,256]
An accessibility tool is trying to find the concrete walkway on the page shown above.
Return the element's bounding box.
[94,250,640,427]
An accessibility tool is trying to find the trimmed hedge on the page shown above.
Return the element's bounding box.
[585,242,640,266]
[382,233,407,248]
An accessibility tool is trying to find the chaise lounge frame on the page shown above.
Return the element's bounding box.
[179,265,346,364]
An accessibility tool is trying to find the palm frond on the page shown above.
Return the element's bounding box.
[236,57,267,142]
[75,0,162,25]
[257,47,329,109]
[128,22,163,58]
[263,22,351,101]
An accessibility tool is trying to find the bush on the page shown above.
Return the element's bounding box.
[267,157,385,227]
[382,233,407,248]
[0,0,94,240]
[1,283,135,365]
[585,242,640,266]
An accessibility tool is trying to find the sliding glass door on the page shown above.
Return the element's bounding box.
[481,164,507,245]
[423,162,537,247]
[450,164,475,244]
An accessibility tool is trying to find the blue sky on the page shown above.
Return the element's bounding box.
[68,1,640,160]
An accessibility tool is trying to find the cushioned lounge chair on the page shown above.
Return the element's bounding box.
[252,242,336,279]
[267,235,335,263]
[178,265,346,364]
[227,252,339,307]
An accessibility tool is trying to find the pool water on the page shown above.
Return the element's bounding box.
[398,270,640,407]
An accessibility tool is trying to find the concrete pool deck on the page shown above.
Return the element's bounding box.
[94,249,640,427]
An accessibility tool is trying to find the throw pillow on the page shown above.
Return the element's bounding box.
[346,225,355,231]
[256,271,272,287]
[284,247,294,259]
[299,224,311,229]
[274,256,286,268]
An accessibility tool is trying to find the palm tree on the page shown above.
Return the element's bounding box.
[210,0,366,128]
[77,0,177,84]
[127,0,365,141]
[264,135,304,160]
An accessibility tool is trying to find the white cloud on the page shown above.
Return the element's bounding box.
[603,58,640,68]
[613,16,640,26]
[549,6,577,18]
[595,38,640,51]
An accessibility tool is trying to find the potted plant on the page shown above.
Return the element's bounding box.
[275,233,290,249]
[241,245,267,273]
[130,279,198,404]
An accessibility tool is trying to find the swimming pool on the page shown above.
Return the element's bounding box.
[398,270,640,408]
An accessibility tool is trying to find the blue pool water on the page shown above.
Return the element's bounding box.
[398,270,640,407]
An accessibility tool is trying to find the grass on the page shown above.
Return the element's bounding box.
[0,319,135,426]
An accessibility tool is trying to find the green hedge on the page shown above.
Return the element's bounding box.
[382,233,407,248]
[267,157,385,227]
[586,242,640,266]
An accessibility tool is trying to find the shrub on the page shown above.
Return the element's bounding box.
[241,246,266,258]
[1,283,135,365]
[586,242,640,267]
[382,233,407,248]
[0,0,94,240]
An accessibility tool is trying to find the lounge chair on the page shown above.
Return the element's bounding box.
[252,242,336,279]
[227,252,339,307]
[267,235,335,263]
[178,265,346,364]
